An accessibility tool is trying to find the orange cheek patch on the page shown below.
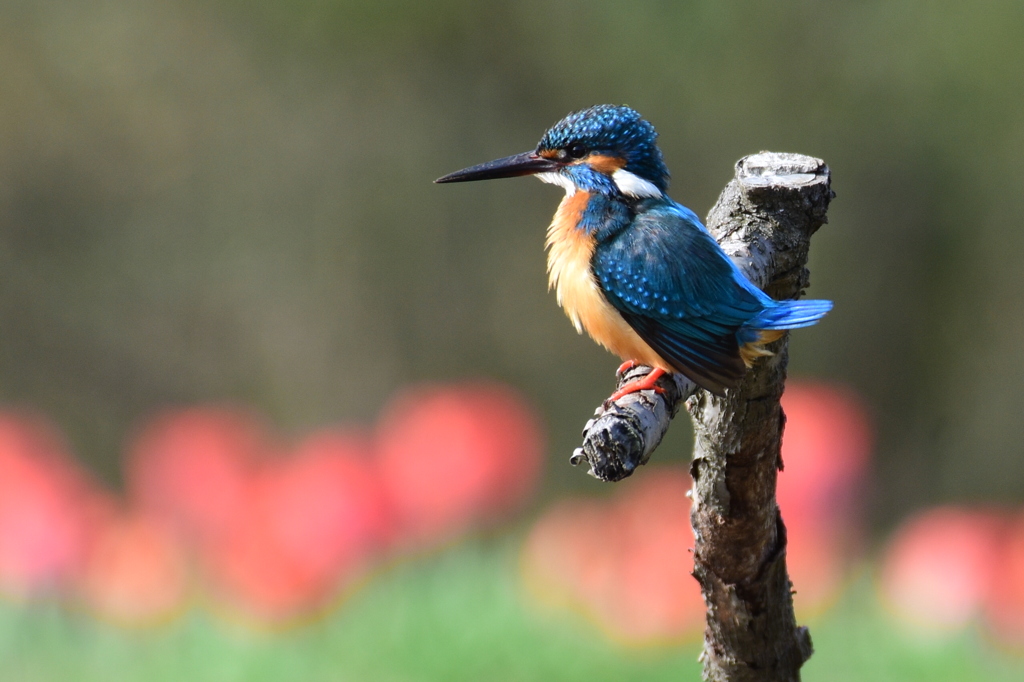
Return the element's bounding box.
[585,154,626,174]
[538,149,561,160]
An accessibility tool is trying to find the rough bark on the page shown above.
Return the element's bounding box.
[571,152,832,681]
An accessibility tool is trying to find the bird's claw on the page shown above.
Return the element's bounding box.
[609,367,667,401]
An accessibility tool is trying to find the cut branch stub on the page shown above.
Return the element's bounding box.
[571,367,693,482]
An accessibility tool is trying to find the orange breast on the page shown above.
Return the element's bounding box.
[545,192,671,370]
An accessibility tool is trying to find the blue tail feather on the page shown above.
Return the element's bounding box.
[748,299,833,331]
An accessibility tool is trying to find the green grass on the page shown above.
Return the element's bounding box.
[0,539,1021,681]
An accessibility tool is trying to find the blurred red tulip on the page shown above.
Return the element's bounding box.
[984,513,1024,649]
[522,468,703,645]
[1,382,544,624]
[125,407,273,545]
[784,523,846,615]
[603,471,704,643]
[204,428,387,622]
[779,382,872,615]
[523,498,615,613]
[880,506,1005,634]
[0,413,100,598]
[779,382,871,522]
[376,383,544,547]
[261,430,389,585]
[203,493,317,622]
[77,510,188,627]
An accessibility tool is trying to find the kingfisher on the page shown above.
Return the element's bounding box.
[436,105,832,398]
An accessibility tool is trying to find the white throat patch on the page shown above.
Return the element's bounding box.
[611,169,662,198]
[536,172,577,196]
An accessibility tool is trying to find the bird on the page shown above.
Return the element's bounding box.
[435,105,832,398]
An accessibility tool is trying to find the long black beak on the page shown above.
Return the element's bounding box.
[434,151,561,183]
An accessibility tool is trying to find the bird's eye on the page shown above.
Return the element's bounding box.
[566,142,588,159]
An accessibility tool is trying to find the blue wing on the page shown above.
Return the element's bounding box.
[592,202,769,394]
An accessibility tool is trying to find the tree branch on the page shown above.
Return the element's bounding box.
[571,152,832,681]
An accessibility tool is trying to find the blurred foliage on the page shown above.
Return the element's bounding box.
[2,541,1023,682]
[2,0,1024,525]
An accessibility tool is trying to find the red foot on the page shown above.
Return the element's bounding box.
[616,360,637,376]
[609,367,667,401]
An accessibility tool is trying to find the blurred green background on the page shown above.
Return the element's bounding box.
[2,1,1024,677]
[4,0,1024,517]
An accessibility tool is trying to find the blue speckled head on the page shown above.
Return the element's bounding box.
[537,105,670,192]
